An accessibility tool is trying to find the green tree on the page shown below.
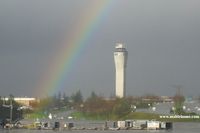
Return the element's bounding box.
[172,87,185,115]
[112,98,131,119]
[84,92,104,113]
[58,91,62,100]
[90,91,97,99]
[198,95,200,103]
[71,90,83,105]
[173,94,185,114]
[0,96,3,105]
[63,92,66,101]
[83,92,113,119]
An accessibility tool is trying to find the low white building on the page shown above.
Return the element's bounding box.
[3,97,37,106]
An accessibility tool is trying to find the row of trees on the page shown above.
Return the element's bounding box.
[25,91,139,119]
[82,94,131,119]
[31,90,163,119]
[34,91,159,109]
[30,90,83,111]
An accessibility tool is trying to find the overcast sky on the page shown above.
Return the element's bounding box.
[0,0,200,98]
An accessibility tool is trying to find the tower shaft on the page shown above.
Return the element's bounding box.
[114,43,128,98]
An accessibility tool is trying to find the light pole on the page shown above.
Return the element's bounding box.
[10,99,13,124]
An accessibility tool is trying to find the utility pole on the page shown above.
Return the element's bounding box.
[2,96,13,124]
[10,99,13,124]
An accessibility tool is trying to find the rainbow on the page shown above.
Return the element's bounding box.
[35,0,115,97]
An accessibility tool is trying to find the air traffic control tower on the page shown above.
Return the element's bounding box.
[114,43,128,98]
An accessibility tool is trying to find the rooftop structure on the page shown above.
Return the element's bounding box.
[2,97,37,106]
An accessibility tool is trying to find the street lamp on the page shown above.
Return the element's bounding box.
[10,99,13,123]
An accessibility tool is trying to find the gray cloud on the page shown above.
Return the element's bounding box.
[0,0,200,98]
